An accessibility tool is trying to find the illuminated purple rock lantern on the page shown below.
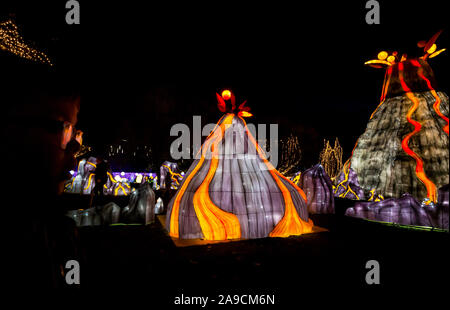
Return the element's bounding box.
[66,156,156,196]
[345,194,430,225]
[298,164,335,214]
[160,161,184,190]
[121,183,156,224]
[438,184,449,207]
[66,202,121,226]
[334,167,365,200]
[425,184,449,229]
[345,192,448,229]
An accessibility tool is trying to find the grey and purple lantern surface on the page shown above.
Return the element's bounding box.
[438,184,449,207]
[423,184,449,229]
[298,164,335,214]
[121,183,156,224]
[160,161,183,190]
[166,112,313,240]
[345,193,437,227]
[81,157,97,194]
[70,158,86,193]
[155,197,164,214]
[334,167,366,200]
[66,202,120,226]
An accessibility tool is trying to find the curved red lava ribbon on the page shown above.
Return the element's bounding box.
[410,59,449,135]
[398,61,437,202]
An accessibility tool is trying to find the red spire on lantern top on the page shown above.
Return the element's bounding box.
[216,90,253,117]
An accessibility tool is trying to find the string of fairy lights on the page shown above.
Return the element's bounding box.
[319,138,343,179]
[0,19,52,66]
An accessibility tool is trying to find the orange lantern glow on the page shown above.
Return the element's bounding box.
[221,90,232,100]
[377,51,388,60]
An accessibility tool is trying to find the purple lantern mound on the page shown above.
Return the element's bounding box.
[66,202,121,226]
[298,164,335,214]
[121,183,156,224]
[333,166,365,200]
[438,184,449,207]
[65,156,132,196]
[160,161,184,190]
[345,192,448,229]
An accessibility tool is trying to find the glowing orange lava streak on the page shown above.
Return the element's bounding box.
[192,115,241,240]
[411,60,449,135]
[163,164,183,186]
[398,62,437,202]
[169,114,240,239]
[239,116,313,237]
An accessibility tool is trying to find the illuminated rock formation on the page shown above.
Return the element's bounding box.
[438,184,449,207]
[66,184,156,226]
[345,192,448,229]
[155,197,164,214]
[121,183,156,224]
[70,158,87,193]
[166,92,313,240]
[66,156,131,196]
[350,33,449,202]
[345,194,430,226]
[333,165,366,200]
[66,202,121,226]
[298,164,335,214]
[160,161,184,190]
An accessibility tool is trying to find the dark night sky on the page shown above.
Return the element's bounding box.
[1,1,448,169]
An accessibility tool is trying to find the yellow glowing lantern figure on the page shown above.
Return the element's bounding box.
[377,51,388,60]
[387,55,396,64]
[221,90,232,100]
[135,174,143,183]
[427,43,437,54]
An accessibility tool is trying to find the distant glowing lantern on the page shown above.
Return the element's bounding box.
[221,90,232,100]
[387,55,396,63]
[377,51,388,60]
[69,170,75,175]
[120,172,125,176]
[136,174,143,183]
[429,48,446,58]
[426,43,437,54]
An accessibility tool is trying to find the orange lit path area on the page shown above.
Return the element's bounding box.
[75,201,449,294]
[158,215,327,247]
